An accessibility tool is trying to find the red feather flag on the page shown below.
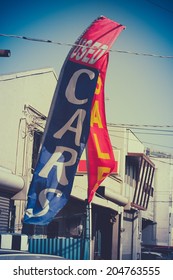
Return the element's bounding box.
[86,16,125,203]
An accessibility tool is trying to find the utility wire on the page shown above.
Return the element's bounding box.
[109,129,173,137]
[0,33,173,59]
[141,141,173,150]
[144,0,173,14]
[150,201,173,203]
[149,157,173,165]
[108,123,173,128]
[109,133,173,150]
[108,124,173,151]
[132,132,173,136]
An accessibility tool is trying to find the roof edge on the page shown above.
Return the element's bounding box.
[0,67,57,81]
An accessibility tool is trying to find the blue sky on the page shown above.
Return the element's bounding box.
[0,0,173,154]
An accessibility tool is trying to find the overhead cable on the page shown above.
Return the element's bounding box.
[145,0,173,14]
[109,133,173,150]
[0,33,173,59]
[108,123,173,128]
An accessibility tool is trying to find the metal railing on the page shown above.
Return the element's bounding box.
[29,237,89,260]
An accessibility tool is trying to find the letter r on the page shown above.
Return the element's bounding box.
[38,146,77,185]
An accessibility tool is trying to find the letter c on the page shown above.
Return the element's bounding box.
[65,69,95,105]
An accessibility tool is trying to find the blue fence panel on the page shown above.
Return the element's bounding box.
[28,237,89,260]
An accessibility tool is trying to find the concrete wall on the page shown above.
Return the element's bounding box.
[151,157,173,246]
[0,68,57,174]
[0,68,57,232]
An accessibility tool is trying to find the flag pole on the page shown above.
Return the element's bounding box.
[85,146,93,260]
[89,201,92,260]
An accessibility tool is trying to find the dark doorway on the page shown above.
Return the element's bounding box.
[93,205,113,260]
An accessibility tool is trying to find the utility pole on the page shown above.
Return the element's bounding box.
[0,49,11,57]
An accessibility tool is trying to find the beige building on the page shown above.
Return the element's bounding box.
[0,68,57,233]
[0,68,156,259]
[142,152,173,247]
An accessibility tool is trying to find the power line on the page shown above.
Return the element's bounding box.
[134,132,173,136]
[150,201,173,203]
[149,157,173,165]
[109,133,173,151]
[144,0,173,14]
[141,141,173,150]
[108,123,173,128]
[108,124,173,150]
[0,33,173,59]
[109,127,173,132]
[109,128,173,136]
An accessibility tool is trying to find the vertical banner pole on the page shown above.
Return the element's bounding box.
[85,201,92,260]
[89,202,92,260]
[85,145,93,260]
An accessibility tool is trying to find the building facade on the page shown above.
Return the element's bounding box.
[0,68,57,233]
[142,152,173,249]
[0,69,156,259]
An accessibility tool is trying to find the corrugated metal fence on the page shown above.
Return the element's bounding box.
[0,195,10,233]
[29,237,89,260]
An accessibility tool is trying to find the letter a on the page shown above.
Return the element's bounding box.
[53,109,86,146]
[90,101,103,128]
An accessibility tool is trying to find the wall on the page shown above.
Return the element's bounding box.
[151,156,173,246]
[0,68,57,232]
[0,69,57,173]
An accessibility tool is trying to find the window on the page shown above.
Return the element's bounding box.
[127,153,155,210]
[23,105,46,173]
[32,130,43,173]
[125,156,140,187]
